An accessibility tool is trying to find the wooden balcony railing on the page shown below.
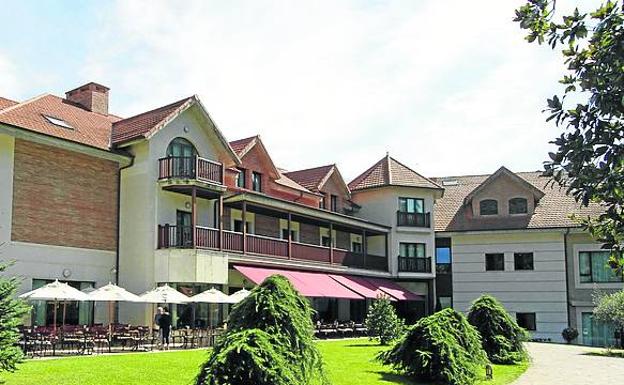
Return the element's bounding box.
[158,156,223,185]
[396,211,431,228]
[397,257,432,273]
[157,225,389,272]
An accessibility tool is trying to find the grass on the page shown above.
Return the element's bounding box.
[2,338,528,385]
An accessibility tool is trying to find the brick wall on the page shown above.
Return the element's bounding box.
[254,214,279,238]
[11,139,118,251]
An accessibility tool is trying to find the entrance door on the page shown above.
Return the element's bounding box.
[176,210,193,247]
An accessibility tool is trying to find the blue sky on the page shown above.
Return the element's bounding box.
[0,0,571,180]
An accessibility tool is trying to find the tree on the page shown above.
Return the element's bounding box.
[195,275,327,385]
[378,308,488,385]
[0,262,28,375]
[365,295,405,345]
[593,290,624,348]
[514,1,624,274]
[467,295,529,364]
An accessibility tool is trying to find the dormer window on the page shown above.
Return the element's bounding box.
[479,199,498,215]
[509,197,528,214]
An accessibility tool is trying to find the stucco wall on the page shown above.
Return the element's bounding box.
[469,172,536,217]
[451,230,568,341]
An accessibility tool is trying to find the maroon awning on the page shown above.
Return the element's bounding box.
[328,274,397,301]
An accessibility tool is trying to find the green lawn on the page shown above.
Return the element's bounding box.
[2,338,528,385]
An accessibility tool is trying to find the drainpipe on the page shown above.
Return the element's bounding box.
[563,228,571,330]
[114,156,134,322]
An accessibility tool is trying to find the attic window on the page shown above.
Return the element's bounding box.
[442,179,458,186]
[43,115,74,130]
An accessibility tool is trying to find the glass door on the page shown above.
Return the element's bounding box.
[177,210,193,247]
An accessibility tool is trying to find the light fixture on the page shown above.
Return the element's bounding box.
[62,268,72,278]
[185,202,192,209]
[183,126,189,133]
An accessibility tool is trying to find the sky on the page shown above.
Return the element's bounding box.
[0,0,574,180]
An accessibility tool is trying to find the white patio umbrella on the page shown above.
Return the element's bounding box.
[19,280,89,335]
[138,284,189,330]
[191,288,234,304]
[227,288,251,304]
[88,283,141,334]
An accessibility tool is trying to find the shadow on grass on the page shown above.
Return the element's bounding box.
[344,343,385,348]
[368,370,423,385]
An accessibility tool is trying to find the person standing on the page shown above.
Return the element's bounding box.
[158,307,172,350]
[154,307,163,348]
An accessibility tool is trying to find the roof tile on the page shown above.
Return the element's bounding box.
[349,155,442,191]
[284,165,335,192]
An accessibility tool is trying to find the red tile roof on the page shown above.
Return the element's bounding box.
[111,96,194,144]
[433,171,605,231]
[349,155,442,191]
[284,165,335,192]
[0,94,114,150]
[229,136,257,157]
[0,97,18,110]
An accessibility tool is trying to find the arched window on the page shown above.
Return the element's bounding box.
[479,199,498,215]
[166,137,197,158]
[509,197,528,214]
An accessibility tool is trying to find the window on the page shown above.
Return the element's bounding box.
[234,220,252,233]
[479,199,498,215]
[166,137,197,157]
[514,252,534,270]
[581,312,619,347]
[236,168,246,188]
[579,251,623,283]
[436,245,452,274]
[400,243,426,258]
[399,197,424,213]
[43,115,74,130]
[330,195,338,212]
[321,235,331,247]
[281,228,297,241]
[509,197,528,214]
[31,279,94,326]
[252,172,262,192]
[485,253,504,271]
[516,313,536,331]
[351,241,363,253]
[437,296,452,310]
[319,195,325,209]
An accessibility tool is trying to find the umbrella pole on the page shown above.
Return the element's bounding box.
[53,299,58,336]
[62,301,67,330]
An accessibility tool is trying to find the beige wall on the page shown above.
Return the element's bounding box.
[469,172,536,217]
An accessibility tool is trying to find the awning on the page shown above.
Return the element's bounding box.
[364,277,423,301]
[328,274,397,301]
[233,265,363,300]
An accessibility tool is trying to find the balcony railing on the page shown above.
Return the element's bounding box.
[396,211,431,228]
[397,257,432,273]
[157,225,388,271]
[158,156,223,185]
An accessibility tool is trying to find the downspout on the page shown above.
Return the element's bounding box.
[114,156,134,323]
[563,228,571,330]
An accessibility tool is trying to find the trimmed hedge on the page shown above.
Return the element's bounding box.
[467,295,528,364]
[196,275,327,385]
[378,308,488,385]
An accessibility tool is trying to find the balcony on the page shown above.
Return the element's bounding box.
[396,211,431,228]
[397,257,432,273]
[157,224,388,272]
[158,156,225,196]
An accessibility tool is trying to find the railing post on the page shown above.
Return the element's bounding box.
[329,222,333,264]
[192,186,197,249]
[221,163,225,185]
[287,212,292,259]
[218,196,224,251]
[242,201,247,254]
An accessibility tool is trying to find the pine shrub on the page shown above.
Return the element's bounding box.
[378,308,488,385]
[467,295,528,364]
[196,275,327,385]
[0,262,28,375]
[365,295,404,345]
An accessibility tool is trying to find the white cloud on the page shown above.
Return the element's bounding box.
[81,0,566,180]
[0,54,22,97]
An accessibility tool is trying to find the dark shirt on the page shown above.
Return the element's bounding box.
[158,313,172,330]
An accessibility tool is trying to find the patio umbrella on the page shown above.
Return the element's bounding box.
[19,280,89,335]
[138,284,189,330]
[191,288,234,328]
[87,283,141,335]
[227,288,251,304]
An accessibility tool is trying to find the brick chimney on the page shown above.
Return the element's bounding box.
[65,82,109,115]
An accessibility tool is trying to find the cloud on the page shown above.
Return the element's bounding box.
[81,0,565,179]
[0,54,22,97]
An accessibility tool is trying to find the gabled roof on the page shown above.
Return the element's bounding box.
[0,97,18,110]
[463,166,545,205]
[0,94,114,150]
[285,164,351,196]
[433,170,605,232]
[349,154,443,191]
[228,135,279,178]
[112,95,240,165]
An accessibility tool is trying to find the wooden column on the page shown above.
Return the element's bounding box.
[191,186,197,249]
[220,163,225,185]
[362,229,367,268]
[329,222,334,264]
[384,233,389,272]
[218,196,224,251]
[287,212,292,259]
[242,201,247,254]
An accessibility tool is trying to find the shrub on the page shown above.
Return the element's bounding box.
[467,295,529,364]
[365,295,405,345]
[561,327,579,344]
[593,290,624,348]
[0,262,28,375]
[196,275,327,385]
[378,308,488,385]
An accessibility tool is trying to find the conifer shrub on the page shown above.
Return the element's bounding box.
[195,275,327,385]
[0,262,28,375]
[467,295,528,364]
[378,308,488,385]
[365,295,405,345]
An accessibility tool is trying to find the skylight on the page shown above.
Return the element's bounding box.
[43,115,74,130]
[442,179,459,186]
